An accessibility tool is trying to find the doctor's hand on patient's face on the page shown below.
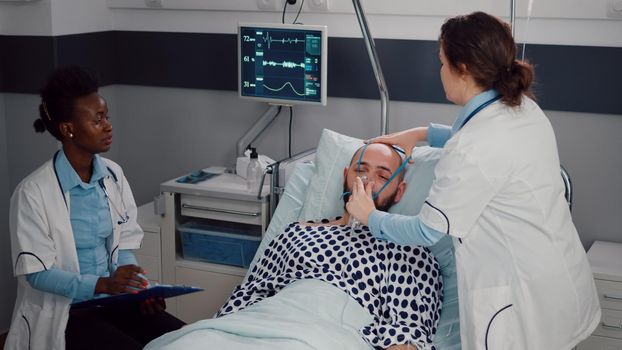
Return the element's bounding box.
[367,127,427,164]
[346,177,376,225]
[95,264,149,295]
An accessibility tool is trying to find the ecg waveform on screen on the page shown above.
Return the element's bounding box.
[262,60,305,69]
[258,32,306,49]
[263,82,305,96]
[240,26,322,103]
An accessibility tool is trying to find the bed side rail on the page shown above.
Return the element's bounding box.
[266,148,316,217]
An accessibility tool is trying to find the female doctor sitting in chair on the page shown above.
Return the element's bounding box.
[347,11,600,350]
[5,66,184,350]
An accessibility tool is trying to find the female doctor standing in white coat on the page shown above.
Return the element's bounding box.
[5,67,184,350]
[347,12,601,349]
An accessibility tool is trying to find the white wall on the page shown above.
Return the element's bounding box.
[0,0,112,36]
[0,93,16,333]
[50,0,113,35]
[1,0,622,331]
[107,0,622,46]
[547,110,622,247]
[3,93,58,190]
[0,0,52,35]
[3,0,621,45]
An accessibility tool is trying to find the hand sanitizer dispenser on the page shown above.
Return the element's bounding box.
[246,148,262,193]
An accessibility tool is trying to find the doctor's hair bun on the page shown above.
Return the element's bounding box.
[494,59,535,107]
[35,66,99,140]
[33,115,46,133]
[440,11,535,107]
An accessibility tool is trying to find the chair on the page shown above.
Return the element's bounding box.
[561,165,573,211]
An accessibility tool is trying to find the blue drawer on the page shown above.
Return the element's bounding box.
[179,222,261,268]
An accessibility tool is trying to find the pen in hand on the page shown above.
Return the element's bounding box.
[95,264,149,295]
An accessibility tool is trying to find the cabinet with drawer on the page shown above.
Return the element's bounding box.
[159,172,270,323]
[577,241,622,349]
[135,202,161,285]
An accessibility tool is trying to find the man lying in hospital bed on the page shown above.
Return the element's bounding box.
[217,143,442,349]
[146,130,459,350]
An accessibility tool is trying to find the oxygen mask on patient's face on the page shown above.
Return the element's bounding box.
[360,174,369,185]
[347,175,369,228]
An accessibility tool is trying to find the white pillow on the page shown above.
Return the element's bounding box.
[300,128,445,220]
[299,129,364,220]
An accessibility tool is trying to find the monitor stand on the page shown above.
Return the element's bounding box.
[235,104,285,157]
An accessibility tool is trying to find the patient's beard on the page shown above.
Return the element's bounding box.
[342,179,397,214]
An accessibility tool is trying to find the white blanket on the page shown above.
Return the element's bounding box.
[144,279,374,350]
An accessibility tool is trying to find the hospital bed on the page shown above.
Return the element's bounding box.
[146,129,461,350]
[146,128,573,350]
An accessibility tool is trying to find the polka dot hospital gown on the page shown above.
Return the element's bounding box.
[217,218,443,349]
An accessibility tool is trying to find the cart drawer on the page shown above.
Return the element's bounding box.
[180,194,262,226]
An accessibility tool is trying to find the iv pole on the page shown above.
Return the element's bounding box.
[353,0,390,135]
[351,0,518,135]
[510,0,516,36]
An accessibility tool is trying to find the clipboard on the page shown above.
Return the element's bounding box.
[71,285,204,309]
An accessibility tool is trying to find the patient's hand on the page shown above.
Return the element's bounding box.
[386,344,417,350]
[346,177,375,225]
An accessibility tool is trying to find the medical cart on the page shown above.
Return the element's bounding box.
[157,172,270,323]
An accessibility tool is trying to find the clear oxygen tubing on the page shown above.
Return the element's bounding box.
[520,0,535,61]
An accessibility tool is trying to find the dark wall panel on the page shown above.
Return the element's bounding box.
[1,36,55,93]
[113,31,237,91]
[524,44,622,115]
[1,31,621,115]
[328,38,445,103]
[327,37,377,99]
[54,32,117,87]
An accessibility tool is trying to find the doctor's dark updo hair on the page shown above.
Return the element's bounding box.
[34,66,99,140]
[440,11,535,107]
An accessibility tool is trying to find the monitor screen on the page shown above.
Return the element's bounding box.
[238,23,327,106]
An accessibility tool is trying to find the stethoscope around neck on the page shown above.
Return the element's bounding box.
[458,94,502,130]
[98,178,129,225]
[52,150,129,225]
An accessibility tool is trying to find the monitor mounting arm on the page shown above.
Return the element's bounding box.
[236,104,282,157]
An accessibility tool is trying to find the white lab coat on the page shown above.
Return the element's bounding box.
[5,155,143,350]
[419,97,601,349]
